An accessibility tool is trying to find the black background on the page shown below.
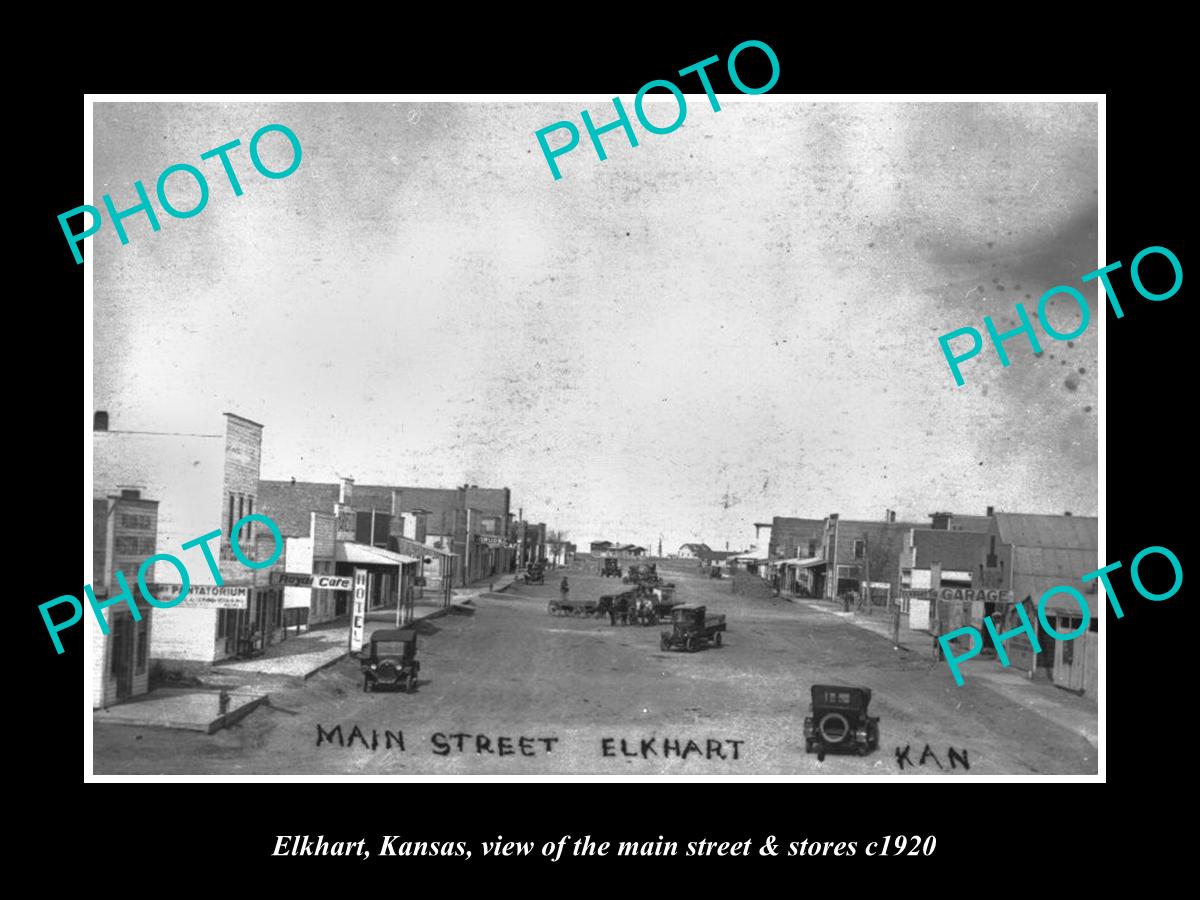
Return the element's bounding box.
[22,21,1188,883]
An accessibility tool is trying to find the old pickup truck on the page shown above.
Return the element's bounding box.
[660,605,726,652]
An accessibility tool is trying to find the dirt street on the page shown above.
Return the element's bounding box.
[94,563,1097,775]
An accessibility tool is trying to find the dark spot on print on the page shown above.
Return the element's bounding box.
[1078,367,1086,375]
[1065,375,1080,391]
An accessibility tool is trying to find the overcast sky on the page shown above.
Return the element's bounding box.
[93,100,1098,551]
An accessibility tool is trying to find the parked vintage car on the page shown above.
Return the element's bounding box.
[524,562,546,584]
[601,557,622,578]
[803,684,879,761]
[623,562,657,585]
[660,605,726,651]
[361,629,420,693]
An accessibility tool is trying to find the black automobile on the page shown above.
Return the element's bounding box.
[361,629,419,693]
[524,562,546,584]
[660,604,726,652]
[803,685,879,761]
[601,557,622,578]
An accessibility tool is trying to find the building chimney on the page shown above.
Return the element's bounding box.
[986,505,995,517]
[93,411,109,431]
[930,512,951,530]
[339,476,354,505]
[1064,511,1072,517]
[887,509,896,523]
[391,489,400,516]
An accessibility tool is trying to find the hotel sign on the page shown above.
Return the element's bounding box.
[350,568,367,653]
[146,583,250,609]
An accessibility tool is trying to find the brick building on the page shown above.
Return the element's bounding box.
[93,411,284,671]
[258,479,508,588]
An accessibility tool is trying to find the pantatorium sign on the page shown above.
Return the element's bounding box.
[146,583,250,609]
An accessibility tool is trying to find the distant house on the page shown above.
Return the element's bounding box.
[678,543,711,559]
[700,549,736,566]
[590,540,613,554]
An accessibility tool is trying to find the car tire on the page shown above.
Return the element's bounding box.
[685,636,697,652]
[714,632,723,647]
[660,635,670,651]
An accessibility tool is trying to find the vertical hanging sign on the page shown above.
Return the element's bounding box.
[350,568,367,652]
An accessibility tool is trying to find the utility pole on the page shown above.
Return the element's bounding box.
[827,514,840,604]
[517,506,525,569]
[861,533,870,616]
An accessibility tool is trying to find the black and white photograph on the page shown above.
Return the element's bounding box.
[82,94,1102,778]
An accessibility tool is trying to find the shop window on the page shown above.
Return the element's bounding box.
[135,616,148,674]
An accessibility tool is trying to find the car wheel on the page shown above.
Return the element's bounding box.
[685,636,697,652]
[406,676,416,694]
[660,635,670,651]
[714,632,723,647]
[805,738,814,753]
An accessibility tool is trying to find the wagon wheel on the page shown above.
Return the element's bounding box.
[714,631,723,647]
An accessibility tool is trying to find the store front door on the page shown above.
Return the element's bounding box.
[110,612,134,701]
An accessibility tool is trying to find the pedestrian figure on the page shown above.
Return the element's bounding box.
[560,576,569,598]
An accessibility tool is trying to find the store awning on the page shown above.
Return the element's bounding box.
[778,557,825,569]
[335,542,419,567]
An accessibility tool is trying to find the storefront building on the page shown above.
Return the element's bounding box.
[94,410,281,671]
[91,491,158,708]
